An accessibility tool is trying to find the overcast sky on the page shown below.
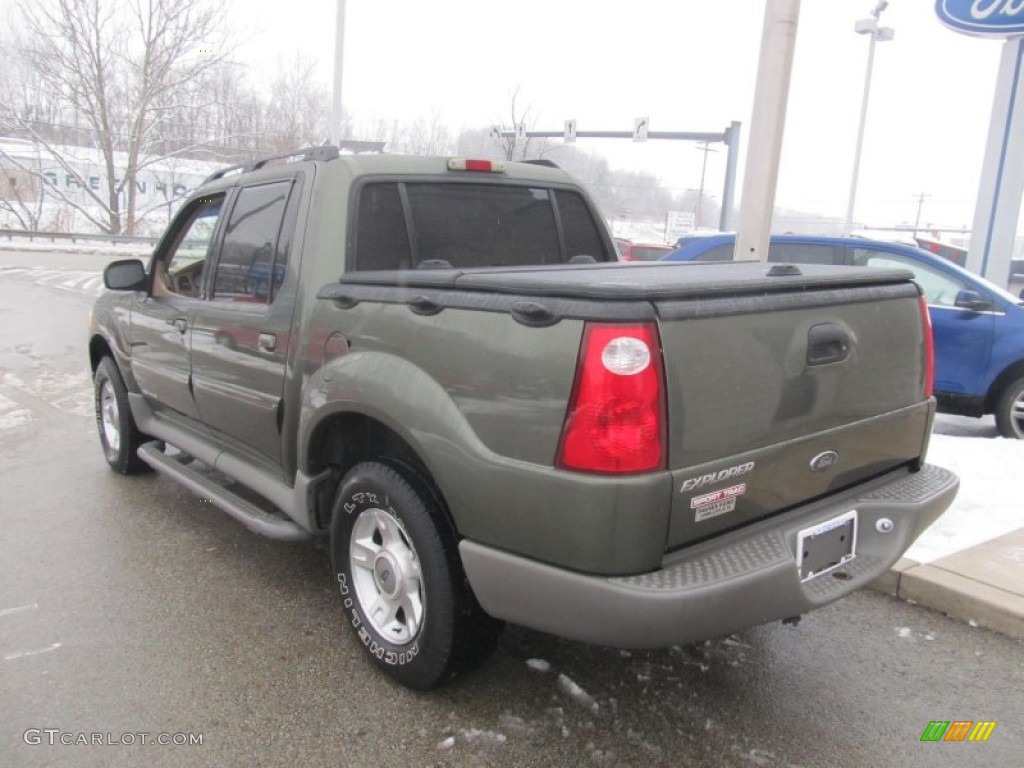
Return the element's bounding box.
[235,0,1012,232]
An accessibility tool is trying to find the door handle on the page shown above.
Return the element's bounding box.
[807,323,851,366]
[258,333,277,352]
[166,317,187,334]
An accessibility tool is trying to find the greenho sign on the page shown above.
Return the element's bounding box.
[935,0,1024,36]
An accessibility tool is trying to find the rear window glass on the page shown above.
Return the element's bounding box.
[405,183,559,268]
[353,182,610,270]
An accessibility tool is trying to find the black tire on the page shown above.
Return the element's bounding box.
[93,357,150,474]
[994,375,1024,439]
[329,461,501,689]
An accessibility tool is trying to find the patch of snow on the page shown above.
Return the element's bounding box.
[905,434,1024,562]
[968,619,979,627]
[459,728,506,747]
[0,409,31,431]
[557,673,600,715]
[525,658,551,673]
[437,736,455,750]
[896,627,913,638]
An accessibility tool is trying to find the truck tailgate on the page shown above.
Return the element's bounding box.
[656,280,930,548]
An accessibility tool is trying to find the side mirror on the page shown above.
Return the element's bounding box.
[954,289,992,312]
[103,259,147,291]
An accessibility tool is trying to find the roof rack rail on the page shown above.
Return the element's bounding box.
[202,145,340,185]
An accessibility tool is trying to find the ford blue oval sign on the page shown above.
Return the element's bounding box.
[936,1,1024,37]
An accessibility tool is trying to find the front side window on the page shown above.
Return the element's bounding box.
[854,249,968,307]
[213,182,292,303]
[158,196,224,298]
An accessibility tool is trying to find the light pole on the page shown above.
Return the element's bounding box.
[695,141,718,230]
[843,1,894,234]
[330,0,347,146]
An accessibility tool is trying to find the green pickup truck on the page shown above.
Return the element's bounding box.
[88,147,958,689]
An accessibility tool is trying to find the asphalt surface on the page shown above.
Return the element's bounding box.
[1,253,1022,768]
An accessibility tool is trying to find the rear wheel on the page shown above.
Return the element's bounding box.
[93,357,150,474]
[329,461,500,689]
[994,375,1024,439]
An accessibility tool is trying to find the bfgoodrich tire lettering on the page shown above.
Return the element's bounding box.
[994,374,1024,439]
[329,461,500,689]
[93,357,150,474]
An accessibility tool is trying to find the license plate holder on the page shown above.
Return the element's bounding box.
[796,510,857,582]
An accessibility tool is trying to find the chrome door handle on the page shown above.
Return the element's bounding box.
[258,333,277,352]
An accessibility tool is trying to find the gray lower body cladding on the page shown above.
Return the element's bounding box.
[459,464,957,649]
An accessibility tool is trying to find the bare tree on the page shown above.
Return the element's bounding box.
[0,0,232,234]
[490,87,552,161]
[263,53,331,152]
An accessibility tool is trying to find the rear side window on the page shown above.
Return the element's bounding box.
[213,182,292,303]
[352,181,611,270]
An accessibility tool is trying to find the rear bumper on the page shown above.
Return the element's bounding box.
[460,464,958,648]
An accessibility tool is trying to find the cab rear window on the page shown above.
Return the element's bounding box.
[353,182,611,270]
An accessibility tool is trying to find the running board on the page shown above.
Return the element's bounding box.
[137,442,311,542]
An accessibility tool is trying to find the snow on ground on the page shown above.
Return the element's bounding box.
[905,430,1024,563]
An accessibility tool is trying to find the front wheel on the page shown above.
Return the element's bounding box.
[329,462,500,689]
[994,375,1024,439]
[93,357,150,474]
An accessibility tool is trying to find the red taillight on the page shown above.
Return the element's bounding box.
[919,295,934,398]
[556,323,667,474]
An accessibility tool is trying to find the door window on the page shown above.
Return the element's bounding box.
[853,249,968,307]
[213,181,293,303]
[158,197,224,298]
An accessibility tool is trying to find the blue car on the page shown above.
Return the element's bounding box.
[663,234,1024,438]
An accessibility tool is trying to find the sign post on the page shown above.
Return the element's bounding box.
[935,0,1024,287]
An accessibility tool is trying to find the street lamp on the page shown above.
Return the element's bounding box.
[843,1,894,234]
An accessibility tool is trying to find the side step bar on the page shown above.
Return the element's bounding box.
[137,442,311,542]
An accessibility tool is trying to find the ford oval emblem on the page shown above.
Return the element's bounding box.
[810,450,839,472]
[935,1,1024,37]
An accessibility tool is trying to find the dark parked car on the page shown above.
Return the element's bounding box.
[663,234,1024,438]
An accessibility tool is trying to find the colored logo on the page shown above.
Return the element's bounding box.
[935,1,1024,37]
[920,720,997,742]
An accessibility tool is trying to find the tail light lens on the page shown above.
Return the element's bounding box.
[556,323,667,473]
[919,295,934,398]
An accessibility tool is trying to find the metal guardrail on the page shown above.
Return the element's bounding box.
[0,228,158,246]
